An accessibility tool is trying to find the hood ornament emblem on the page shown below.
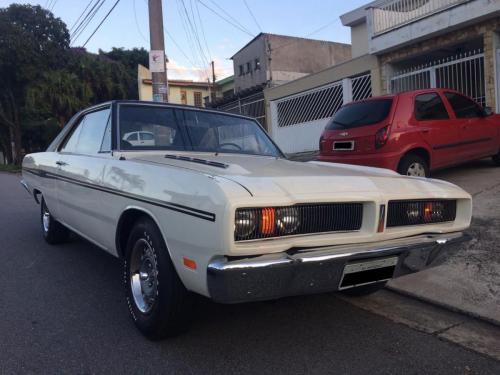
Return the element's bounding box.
[339,132,349,137]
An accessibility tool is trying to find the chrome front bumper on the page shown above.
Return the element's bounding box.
[207,232,470,303]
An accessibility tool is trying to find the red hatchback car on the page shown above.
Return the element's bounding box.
[318,89,500,177]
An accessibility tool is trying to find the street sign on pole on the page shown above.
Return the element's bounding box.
[149,50,165,73]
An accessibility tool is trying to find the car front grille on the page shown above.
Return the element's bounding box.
[235,203,363,241]
[387,200,457,227]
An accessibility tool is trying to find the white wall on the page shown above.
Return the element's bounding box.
[271,118,330,154]
[351,22,369,58]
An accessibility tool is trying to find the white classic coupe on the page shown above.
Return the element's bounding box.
[22,101,472,339]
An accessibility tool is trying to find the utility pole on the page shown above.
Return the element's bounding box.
[211,61,216,102]
[148,0,168,102]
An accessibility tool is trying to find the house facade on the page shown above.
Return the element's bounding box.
[265,0,500,154]
[232,33,352,92]
[138,64,210,107]
[208,33,352,129]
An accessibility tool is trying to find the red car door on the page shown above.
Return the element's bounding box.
[412,92,459,169]
[443,92,497,160]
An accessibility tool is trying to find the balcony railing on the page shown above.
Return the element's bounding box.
[371,0,469,35]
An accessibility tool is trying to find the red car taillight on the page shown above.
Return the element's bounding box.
[319,135,326,151]
[375,126,390,149]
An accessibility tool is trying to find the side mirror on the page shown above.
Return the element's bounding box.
[484,106,493,116]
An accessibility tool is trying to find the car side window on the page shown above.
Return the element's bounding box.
[60,118,83,153]
[127,133,138,141]
[60,108,111,154]
[414,93,449,121]
[444,92,484,118]
[119,105,185,150]
[100,115,112,152]
[141,132,154,141]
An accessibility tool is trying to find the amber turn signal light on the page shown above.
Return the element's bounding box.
[183,257,197,270]
[260,208,276,234]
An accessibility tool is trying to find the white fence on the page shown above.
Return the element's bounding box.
[390,50,485,106]
[216,92,266,127]
[372,0,468,35]
[269,73,372,154]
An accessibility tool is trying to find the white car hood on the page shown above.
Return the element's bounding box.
[129,152,466,199]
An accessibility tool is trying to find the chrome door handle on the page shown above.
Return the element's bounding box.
[55,161,67,166]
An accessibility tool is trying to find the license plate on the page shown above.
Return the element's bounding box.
[333,141,354,151]
[339,256,398,290]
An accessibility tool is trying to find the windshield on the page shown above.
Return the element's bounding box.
[119,105,282,157]
[325,99,393,130]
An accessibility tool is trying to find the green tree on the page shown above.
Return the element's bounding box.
[0,4,146,163]
[99,47,149,98]
[0,4,69,163]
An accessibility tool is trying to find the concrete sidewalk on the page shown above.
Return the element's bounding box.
[388,159,500,325]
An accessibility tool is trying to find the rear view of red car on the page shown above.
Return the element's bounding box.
[317,89,500,177]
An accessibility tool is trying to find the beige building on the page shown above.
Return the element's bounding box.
[138,64,210,107]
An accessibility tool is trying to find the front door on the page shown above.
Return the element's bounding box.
[443,92,497,160]
[56,107,113,249]
[413,92,459,169]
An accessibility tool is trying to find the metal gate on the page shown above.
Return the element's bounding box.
[390,50,485,106]
[269,73,372,154]
[216,92,266,127]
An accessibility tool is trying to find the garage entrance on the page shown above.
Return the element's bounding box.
[389,47,485,106]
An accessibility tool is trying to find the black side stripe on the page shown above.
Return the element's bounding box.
[433,137,492,151]
[23,168,216,222]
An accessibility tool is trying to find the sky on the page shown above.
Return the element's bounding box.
[0,0,368,81]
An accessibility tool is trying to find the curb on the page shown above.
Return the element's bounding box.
[386,285,500,328]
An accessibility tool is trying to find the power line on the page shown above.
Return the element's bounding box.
[82,0,121,47]
[69,0,94,33]
[176,0,211,79]
[50,0,58,11]
[139,0,210,80]
[207,0,253,35]
[137,0,200,71]
[72,0,102,37]
[196,0,254,37]
[190,0,212,62]
[165,30,203,71]
[193,0,212,62]
[71,0,107,45]
[133,0,149,43]
[176,0,205,72]
[179,0,211,80]
[208,0,253,36]
[242,0,262,32]
[180,0,210,65]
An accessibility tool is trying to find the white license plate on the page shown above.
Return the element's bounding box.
[333,141,354,151]
[339,256,399,290]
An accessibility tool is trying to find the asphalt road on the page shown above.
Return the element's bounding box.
[1,171,499,375]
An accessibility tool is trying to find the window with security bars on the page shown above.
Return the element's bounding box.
[276,83,343,128]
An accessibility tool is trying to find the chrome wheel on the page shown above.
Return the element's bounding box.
[406,162,426,177]
[129,238,159,314]
[42,205,50,233]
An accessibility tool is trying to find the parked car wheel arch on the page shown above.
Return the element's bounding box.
[399,147,431,170]
[116,207,168,259]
